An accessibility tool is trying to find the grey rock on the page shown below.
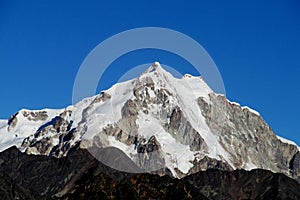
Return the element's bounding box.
[197,93,299,182]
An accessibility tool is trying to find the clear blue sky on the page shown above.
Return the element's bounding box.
[0,0,299,145]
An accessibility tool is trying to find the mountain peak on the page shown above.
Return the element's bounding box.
[144,61,163,73]
[0,62,299,182]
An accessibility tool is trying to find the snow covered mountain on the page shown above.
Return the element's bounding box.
[0,62,299,182]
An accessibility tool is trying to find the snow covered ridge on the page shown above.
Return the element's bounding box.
[277,136,300,151]
[0,62,299,181]
[223,97,261,116]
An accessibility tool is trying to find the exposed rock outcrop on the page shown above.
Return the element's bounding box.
[198,93,300,182]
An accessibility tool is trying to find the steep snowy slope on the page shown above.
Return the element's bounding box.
[0,62,299,182]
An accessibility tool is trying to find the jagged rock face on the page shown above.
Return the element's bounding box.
[189,156,234,175]
[22,110,48,121]
[166,106,207,151]
[21,110,78,157]
[0,63,299,182]
[135,136,165,172]
[7,112,18,131]
[198,93,300,182]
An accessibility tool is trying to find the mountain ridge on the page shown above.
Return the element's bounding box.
[0,62,299,182]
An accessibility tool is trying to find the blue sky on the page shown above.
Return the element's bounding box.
[0,0,299,145]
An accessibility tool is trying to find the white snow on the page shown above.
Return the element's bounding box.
[226,98,260,116]
[182,74,192,79]
[155,129,194,175]
[0,108,63,152]
[277,135,300,151]
[0,120,6,129]
[230,101,240,106]
[148,89,156,98]
[82,80,134,140]
[137,111,194,174]
[154,61,160,66]
[242,106,260,116]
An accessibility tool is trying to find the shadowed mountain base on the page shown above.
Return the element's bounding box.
[0,147,299,200]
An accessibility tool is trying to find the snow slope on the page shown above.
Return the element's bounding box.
[0,62,299,178]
